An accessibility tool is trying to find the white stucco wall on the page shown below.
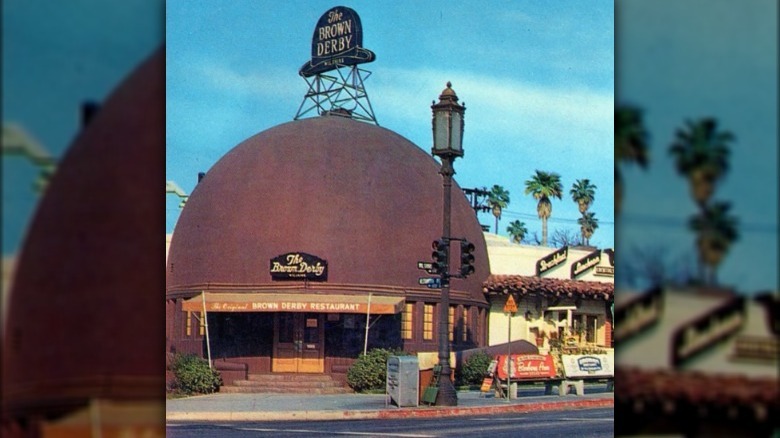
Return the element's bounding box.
[616,287,778,378]
[484,233,613,283]
[483,233,613,347]
[487,296,609,347]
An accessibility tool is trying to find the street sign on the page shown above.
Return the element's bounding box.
[418,277,440,286]
[417,261,438,274]
[503,294,518,314]
[418,277,442,289]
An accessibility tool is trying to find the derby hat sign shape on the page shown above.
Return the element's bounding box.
[300,6,376,77]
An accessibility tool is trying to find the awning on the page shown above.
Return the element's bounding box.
[181,292,405,314]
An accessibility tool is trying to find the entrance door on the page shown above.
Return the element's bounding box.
[273,313,324,373]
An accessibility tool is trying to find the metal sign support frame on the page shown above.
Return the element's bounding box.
[294,64,378,125]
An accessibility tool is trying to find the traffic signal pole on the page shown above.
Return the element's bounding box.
[435,155,458,407]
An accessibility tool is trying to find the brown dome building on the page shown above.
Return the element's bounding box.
[166,111,490,384]
[2,49,165,435]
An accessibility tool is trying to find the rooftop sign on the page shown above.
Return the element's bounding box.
[536,246,568,277]
[299,6,376,77]
[570,249,601,279]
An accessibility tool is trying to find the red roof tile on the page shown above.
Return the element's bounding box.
[616,367,779,409]
[482,274,613,300]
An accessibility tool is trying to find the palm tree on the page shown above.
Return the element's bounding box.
[669,118,734,206]
[486,185,510,234]
[689,201,739,285]
[506,220,528,244]
[524,170,563,247]
[615,105,650,215]
[577,212,599,246]
[570,179,597,214]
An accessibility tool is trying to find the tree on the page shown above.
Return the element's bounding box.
[524,170,563,247]
[486,184,510,234]
[570,179,597,215]
[615,105,650,215]
[669,118,734,206]
[577,212,599,247]
[688,201,739,285]
[506,220,528,244]
[549,228,581,248]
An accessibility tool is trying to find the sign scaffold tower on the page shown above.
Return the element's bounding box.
[295,6,378,125]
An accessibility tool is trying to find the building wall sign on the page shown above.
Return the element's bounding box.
[570,250,601,279]
[561,354,614,378]
[536,246,568,277]
[594,266,614,277]
[270,252,328,281]
[495,354,556,380]
[209,300,355,313]
[299,6,376,77]
[602,248,614,266]
[182,293,405,314]
[671,296,745,367]
[614,287,662,342]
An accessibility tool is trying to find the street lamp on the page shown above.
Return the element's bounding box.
[430,82,465,406]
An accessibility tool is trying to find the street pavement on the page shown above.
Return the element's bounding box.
[166,384,613,422]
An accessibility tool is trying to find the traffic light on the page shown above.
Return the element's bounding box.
[431,239,448,274]
[460,240,475,277]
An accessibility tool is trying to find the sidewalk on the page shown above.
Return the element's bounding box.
[166,384,613,422]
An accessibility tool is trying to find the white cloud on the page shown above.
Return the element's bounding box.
[197,63,304,102]
[370,67,613,155]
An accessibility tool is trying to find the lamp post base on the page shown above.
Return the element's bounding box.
[434,372,458,406]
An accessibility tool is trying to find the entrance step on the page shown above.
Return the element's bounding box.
[220,373,353,394]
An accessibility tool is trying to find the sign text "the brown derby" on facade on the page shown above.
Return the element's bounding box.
[270,252,328,281]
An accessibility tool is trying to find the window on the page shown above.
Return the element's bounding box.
[448,306,455,342]
[401,303,414,340]
[462,307,470,342]
[185,311,192,336]
[423,304,434,340]
[199,312,206,336]
[586,315,597,343]
[572,313,599,344]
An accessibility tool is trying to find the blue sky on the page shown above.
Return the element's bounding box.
[4,2,775,294]
[2,0,163,253]
[165,1,615,249]
[616,0,778,294]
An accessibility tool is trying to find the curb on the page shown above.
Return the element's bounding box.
[166,397,613,422]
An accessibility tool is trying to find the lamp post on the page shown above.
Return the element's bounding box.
[430,82,465,406]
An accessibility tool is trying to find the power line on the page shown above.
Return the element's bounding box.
[619,214,777,234]
[500,209,615,226]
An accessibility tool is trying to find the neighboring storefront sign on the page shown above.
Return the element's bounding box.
[536,246,568,277]
[495,354,556,380]
[614,287,662,342]
[299,6,376,77]
[270,252,328,281]
[594,266,614,277]
[602,248,614,266]
[560,354,614,378]
[672,296,745,367]
[570,249,601,279]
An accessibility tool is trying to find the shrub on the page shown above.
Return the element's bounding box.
[170,354,222,395]
[456,351,493,386]
[346,348,406,392]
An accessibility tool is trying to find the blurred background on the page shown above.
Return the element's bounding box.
[615,0,778,436]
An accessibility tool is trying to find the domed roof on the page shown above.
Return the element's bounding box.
[2,48,164,417]
[166,115,489,305]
